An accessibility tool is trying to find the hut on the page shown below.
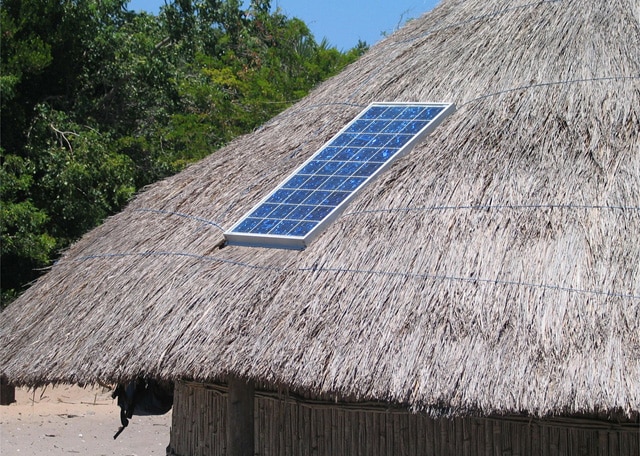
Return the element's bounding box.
[1,0,639,454]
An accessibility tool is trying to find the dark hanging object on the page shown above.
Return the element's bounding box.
[112,379,174,439]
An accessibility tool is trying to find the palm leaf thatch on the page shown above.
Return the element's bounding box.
[1,0,639,418]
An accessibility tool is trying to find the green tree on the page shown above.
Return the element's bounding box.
[1,0,141,304]
[0,0,367,307]
[0,153,56,304]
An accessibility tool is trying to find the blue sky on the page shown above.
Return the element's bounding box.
[126,0,440,50]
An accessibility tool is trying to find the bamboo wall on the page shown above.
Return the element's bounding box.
[168,381,640,456]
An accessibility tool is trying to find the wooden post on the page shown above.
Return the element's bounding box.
[227,376,254,456]
[0,375,16,405]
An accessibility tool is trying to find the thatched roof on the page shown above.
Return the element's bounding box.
[2,0,639,418]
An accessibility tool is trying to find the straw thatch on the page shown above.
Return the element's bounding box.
[1,0,639,420]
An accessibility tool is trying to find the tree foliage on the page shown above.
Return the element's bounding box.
[0,0,368,306]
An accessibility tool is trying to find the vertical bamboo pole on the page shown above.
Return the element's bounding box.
[0,375,15,405]
[227,376,254,456]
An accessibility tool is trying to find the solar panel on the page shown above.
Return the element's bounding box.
[224,102,455,249]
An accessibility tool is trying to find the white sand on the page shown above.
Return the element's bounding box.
[0,385,171,455]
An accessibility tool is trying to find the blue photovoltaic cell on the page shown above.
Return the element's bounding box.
[225,102,455,249]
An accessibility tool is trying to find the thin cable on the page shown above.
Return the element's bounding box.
[345,203,640,217]
[460,75,640,108]
[298,266,640,301]
[60,250,640,301]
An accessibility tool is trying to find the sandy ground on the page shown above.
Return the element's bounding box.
[0,385,171,456]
